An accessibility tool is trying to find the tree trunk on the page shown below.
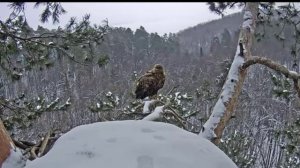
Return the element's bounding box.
[0,119,14,167]
[199,2,259,144]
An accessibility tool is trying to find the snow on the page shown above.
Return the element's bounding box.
[115,96,120,105]
[242,11,254,33]
[142,105,165,121]
[143,100,155,114]
[46,98,59,108]
[106,91,112,96]
[282,90,288,93]
[289,70,299,76]
[174,92,182,105]
[65,97,71,105]
[96,102,100,108]
[24,120,237,168]
[36,105,41,110]
[3,147,26,168]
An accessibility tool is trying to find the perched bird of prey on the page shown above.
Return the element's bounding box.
[135,64,165,100]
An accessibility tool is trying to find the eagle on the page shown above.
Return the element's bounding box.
[135,64,165,100]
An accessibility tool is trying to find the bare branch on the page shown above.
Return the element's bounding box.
[38,131,51,157]
[12,139,28,150]
[30,146,38,160]
[166,85,179,96]
[241,56,300,79]
[241,56,300,97]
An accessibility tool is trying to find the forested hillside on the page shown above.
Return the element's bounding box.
[1,11,299,167]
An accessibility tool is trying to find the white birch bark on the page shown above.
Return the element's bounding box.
[199,3,259,144]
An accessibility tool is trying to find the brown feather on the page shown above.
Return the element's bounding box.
[135,64,165,99]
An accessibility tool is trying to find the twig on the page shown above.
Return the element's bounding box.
[166,85,179,96]
[12,139,28,150]
[38,131,51,157]
[293,79,300,98]
[123,111,148,116]
[30,146,38,160]
[166,105,190,129]
[164,109,188,130]
[19,140,36,147]
[133,103,144,112]
[183,111,198,118]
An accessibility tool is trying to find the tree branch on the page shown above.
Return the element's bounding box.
[241,56,300,79]
[164,109,188,130]
[38,131,51,157]
[241,56,300,97]
[142,105,165,121]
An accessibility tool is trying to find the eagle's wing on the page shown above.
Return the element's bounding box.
[135,74,157,99]
[136,75,155,90]
[136,70,155,82]
[157,75,165,89]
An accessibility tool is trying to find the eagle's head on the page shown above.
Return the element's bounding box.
[154,64,163,71]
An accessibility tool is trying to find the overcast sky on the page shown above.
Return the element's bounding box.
[0,2,241,35]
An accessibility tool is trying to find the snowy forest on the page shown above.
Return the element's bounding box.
[1,2,300,168]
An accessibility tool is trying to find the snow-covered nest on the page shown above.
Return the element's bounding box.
[23,120,237,168]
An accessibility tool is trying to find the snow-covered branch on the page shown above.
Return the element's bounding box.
[199,2,259,144]
[242,56,300,97]
[142,98,168,121]
[142,105,165,121]
[142,100,157,114]
[141,100,188,129]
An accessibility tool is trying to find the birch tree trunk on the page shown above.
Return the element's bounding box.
[199,2,259,144]
[0,119,14,167]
